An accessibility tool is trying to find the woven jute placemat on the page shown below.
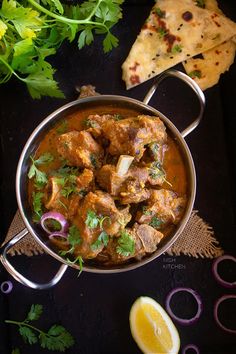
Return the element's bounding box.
[4,209,223,258]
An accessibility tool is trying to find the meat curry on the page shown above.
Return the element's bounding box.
[28,105,188,268]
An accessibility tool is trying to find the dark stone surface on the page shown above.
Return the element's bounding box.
[0,1,236,353]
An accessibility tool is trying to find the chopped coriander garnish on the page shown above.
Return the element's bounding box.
[156,7,165,18]
[56,120,68,134]
[91,231,109,251]
[84,118,99,128]
[142,206,152,216]
[172,44,182,53]
[116,230,135,257]
[149,216,163,229]
[149,142,160,160]
[85,210,100,229]
[32,192,44,222]
[85,210,110,229]
[188,70,202,79]
[28,153,54,186]
[5,304,74,351]
[195,0,205,8]
[149,161,165,180]
[66,255,84,276]
[113,114,123,121]
[157,27,167,37]
[59,225,81,257]
[90,153,97,168]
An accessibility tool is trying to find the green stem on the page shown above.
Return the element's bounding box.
[5,320,45,336]
[27,0,107,30]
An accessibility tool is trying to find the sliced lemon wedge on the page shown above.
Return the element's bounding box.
[130,296,180,354]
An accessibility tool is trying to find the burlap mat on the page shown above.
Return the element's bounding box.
[4,210,223,258]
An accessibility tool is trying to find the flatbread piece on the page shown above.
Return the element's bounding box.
[122,0,236,89]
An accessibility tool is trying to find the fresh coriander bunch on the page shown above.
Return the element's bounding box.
[0,0,124,98]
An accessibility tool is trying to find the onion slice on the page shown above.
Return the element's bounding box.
[116,155,134,176]
[1,281,13,294]
[212,255,236,288]
[182,344,200,354]
[165,287,203,325]
[40,211,69,234]
[49,232,68,243]
[214,295,236,334]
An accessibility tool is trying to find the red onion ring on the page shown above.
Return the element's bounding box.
[214,295,236,334]
[165,287,203,325]
[212,255,236,288]
[49,232,69,243]
[182,344,200,354]
[40,211,69,234]
[1,281,13,294]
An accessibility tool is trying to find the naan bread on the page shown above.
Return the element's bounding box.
[183,0,236,90]
[183,41,236,90]
[122,0,236,89]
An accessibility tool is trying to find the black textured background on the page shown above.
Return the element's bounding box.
[0,1,236,353]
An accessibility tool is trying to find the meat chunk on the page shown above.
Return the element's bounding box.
[119,178,151,204]
[102,115,167,160]
[136,189,186,227]
[85,114,114,138]
[44,169,94,219]
[98,223,163,265]
[96,164,127,195]
[96,164,165,199]
[133,223,164,255]
[57,131,104,169]
[73,191,132,259]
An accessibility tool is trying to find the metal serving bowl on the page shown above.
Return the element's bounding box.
[0,70,205,289]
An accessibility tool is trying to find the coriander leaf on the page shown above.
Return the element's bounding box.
[68,225,81,247]
[171,44,182,53]
[195,0,205,8]
[149,216,163,229]
[19,326,38,345]
[78,27,94,49]
[156,7,165,18]
[116,230,135,257]
[188,70,202,79]
[11,349,20,354]
[85,210,99,229]
[25,71,64,99]
[103,31,119,53]
[91,231,109,251]
[32,191,44,221]
[149,161,165,180]
[89,153,97,168]
[35,152,54,165]
[26,304,43,322]
[40,324,74,351]
[158,27,167,38]
[56,119,68,134]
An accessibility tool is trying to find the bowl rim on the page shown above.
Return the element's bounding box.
[16,94,196,273]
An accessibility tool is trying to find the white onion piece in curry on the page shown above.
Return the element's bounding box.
[116,155,134,177]
[165,287,203,325]
[49,232,68,243]
[40,211,69,234]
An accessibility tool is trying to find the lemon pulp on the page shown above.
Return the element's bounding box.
[130,297,180,354]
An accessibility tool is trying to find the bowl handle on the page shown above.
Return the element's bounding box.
[143,69,205,138]
[0,228,68,290]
